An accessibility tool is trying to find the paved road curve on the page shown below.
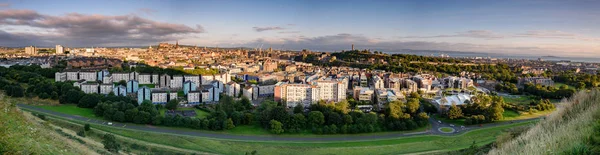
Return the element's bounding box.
[17,104,539,142]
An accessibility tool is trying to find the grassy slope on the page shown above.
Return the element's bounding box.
[37,104,102,119]
[0,95,90,155]
[84,119,535,155]
[489,90,600,154]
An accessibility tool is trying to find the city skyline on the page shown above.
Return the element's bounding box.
[1,0,600,57]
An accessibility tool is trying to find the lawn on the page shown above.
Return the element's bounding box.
[82,118,537,155]
[433,114,466,126]
[502,110,520,119]
[503,95,537,105]
[36,104,102,119]
[554,82,573,89]
[439,127,453,132]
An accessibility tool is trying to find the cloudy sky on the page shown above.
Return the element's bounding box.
[1,0,599,57]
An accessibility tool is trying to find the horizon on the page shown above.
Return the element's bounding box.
[1,0,600,57]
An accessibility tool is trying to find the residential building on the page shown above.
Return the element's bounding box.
[353,87,374,102]
[99,84,113,95]
[55,72,66,82]
[25,46,36,55]
[170,75,184,88]
[183,80,197,95]
[224,81,241,97]
[79,71,97,81]
[187,90,201,104]
[126,80,139,93]
[137,86,151,104]
[55,45,64,54]
[159,74,170,88]
[113,85,126,96]
[81,83,99,94]
[138,74,151,84]
[111,72,130,83]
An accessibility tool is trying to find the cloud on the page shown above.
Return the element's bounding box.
[253,26,285,32]
[402,30,504,39]
[137,8,157,15]
[278,31,300,34]
[0,3,9,8]
[0,9,204,46]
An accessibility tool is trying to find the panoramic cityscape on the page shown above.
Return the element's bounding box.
[1,0,600,155]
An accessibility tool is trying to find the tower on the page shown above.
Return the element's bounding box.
[175,40,179,49]
[352,44,354,51]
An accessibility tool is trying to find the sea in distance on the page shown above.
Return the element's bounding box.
[383,50,600,63]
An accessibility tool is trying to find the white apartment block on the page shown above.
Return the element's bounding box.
[79,71,97,82]
[184,75,200,86]
[55,72,66,82]
[112,73,130,83]
[99,84,113,95]
[138,74,151,84]
[187,91,201,104]
[102,75,113,84]
[66,71,79,81]
[55,45,64,54]
[372,75,385,89]
[170,76,184,88]
[284,84,318,108]
[129,72,139,81]
[225,82,240,97]
[151,92,168,104]
[151,74,159,84]
[81,83,99,94]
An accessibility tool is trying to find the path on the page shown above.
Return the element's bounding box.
[17,104,539,142]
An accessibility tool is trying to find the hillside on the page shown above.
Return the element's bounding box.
[0,94,94,155]
[489,90,600,154]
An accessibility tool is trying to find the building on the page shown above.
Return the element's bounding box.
[111,72,130,83]
[444,76,474,89]
[99,84,113,95]
[81,83,99,94]
[97,70,110,82]
[518,77,554,87]
[183,80,197,95]
[432,94,473,113]
[262,60,278,72]
[55,45,64,54]
[170,75,184,88]
[283,84,317,108]
[138,74,152,84]
[113,85,126,96]
[243,86,254,100]
[55,72,66,82]
[353,87,374,102]
[224,81,241,97]
[201,84,220,103]
[360,73,368,87]
[159,74,171,88]
[66,70,79,81]
[187,90,201,104]
[79,71,97,82]
[151,89,177,104]
[137,86,151,104]
[25,46,36,55]
[184,75,201,86]
[371,75,384,89]
[126,80,139,93]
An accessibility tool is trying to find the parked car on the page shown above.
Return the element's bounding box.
[107,122,113,125]
[449,124,455,127]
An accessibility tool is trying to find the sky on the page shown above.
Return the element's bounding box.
[1,0,599,57]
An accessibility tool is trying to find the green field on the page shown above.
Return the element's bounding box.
[502,110,520,119]
[37,104,102,119]
[503,95,537,105]
[554,82,573,89]
[434,114,466,126]
[439,127,453,132]
[82,118,536,155]
[434,109,551,125]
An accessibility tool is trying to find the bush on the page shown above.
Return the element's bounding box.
[77,129,86,137]
[84,124,91,131]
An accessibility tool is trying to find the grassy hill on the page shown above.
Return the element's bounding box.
[489,90,600,154]
[0,94,93,154]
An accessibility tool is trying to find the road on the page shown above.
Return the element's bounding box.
[17,104,540,142]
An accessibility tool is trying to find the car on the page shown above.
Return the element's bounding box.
[461,126,465,129]
[107,122,113,125]
[437,120,442,124]
[449,124,455,127]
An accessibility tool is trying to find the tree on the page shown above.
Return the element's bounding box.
[165,99,178,110]
[448,103,463,120]
[343,114,353,124]
[308,111,325,128]
[77,128,86,137]
[335,100,349,114]
[269,120,284,134]
[84,124,91,131]
[225,118,235,130]
[240,96,253,110]
[388,100,410,119]
[407,98,420,114]
[293,104,304,114]
[78,94,100,108]
[118,80,127,86]
[102,134,120,152]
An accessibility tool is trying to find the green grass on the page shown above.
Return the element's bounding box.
[503,95,536,105]
[502,110,520,119]
[434,114,466,126]
[554,82,573,89]
[439,127,453,132]
[82,118,537,155]
[36,104,102,119]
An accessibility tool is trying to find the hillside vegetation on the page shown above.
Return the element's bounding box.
[489,90,600,154]
[0,94,92,154]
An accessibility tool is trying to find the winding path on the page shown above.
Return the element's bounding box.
[17,104,540,142]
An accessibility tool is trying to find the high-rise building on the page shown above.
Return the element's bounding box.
[55,45,64,54]
[25,46,37,55]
